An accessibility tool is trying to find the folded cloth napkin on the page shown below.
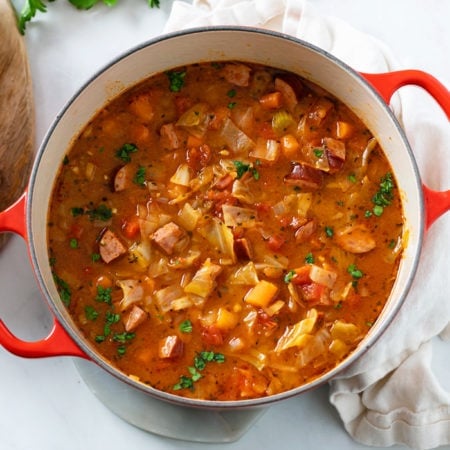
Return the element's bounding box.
[164,1,450,449]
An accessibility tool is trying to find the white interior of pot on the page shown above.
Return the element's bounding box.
[28,27,423,408]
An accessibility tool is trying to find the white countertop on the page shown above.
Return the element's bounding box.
[1,0,449,449]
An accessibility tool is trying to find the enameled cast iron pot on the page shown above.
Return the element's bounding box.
[1,28,449,443]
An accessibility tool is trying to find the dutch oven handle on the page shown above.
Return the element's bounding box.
[361,70,450,229]
[0,192,87,359]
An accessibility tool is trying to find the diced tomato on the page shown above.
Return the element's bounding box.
[266,234,285,252]
[174,95,192,115]
[186,144,212,171]
[258,121,277,140]
[257,310,278,330]
[69,224,84,240]
[292,265,311,285]
[300,282,325,303]
[122,217,140,239]
[201,325,224,347]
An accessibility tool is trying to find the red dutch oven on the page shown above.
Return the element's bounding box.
[0,28,449,442]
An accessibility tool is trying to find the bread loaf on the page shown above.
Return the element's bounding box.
[0,0,34,248]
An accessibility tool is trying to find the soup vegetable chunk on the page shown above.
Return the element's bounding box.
[48,61,404,400]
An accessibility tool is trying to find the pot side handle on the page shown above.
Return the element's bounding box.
[0,193,87,359]
[361,70,450,229]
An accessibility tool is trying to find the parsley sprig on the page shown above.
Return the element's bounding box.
[16,0,162,35]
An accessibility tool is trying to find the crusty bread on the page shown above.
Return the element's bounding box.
[0,0,34,248]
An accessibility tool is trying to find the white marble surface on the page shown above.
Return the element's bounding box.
[1,0,449,449]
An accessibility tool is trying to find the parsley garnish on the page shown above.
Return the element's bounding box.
[69,238,78,249]
[113,331,136,344]
[313,148,324,158]
[179,320,193,333]
[86,204,113,221]
[347,264,363,279]
[95,285,112,305]
[371,172,394,216]
[133,166,146,186]
[325,226,334,237]
[167,70,186,92]
[85,305,99,321]
[53,274,71,306]
[305,252,314,264]
[115,143,138,162]
[232,160,260,180]
[173,351,225,391]
[284,269,296,284]
[17,0,162,35]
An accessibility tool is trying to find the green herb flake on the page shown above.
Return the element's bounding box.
[179,320,193,334]
[69,238,78,249]
[347,264,363,279]
[325,226,334,237]
[227,102,237,109]
[167,70,186,92]
[313,148,324,158]
[86,204,113,222]
[85,305,99,321]
[371,172,395,216]
[53,274,71,306]
[113,332,136,344]
[71,207,84,217]
[173,375,194,391]
[117,346,127,356]
[348,173,357,183]
[133,166,146,186]
[227,89,237,98]
[304,252,314,264]
[115,143,138,163]
[91,253,101,262]
[284,269,296,284]
[95,286,112,305]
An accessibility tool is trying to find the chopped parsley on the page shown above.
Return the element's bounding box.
[167,70,186,92]
[91,253,101,262]
[325,226,334,237]
[304,252,314,264]
[371,172,395,216]
[71,207,84,217]
[69,238,78,249]
[227,89,237,98]
[347,264,363,279]
[86,204,113,222]
[179,320,193,333]
[113,331,136,344]
[95,285,112,305]
[115,143,138,163]
[173,351,225,391]
[284,269,296,284]
[313,148,324,158]
[233,160,260,180]
[84,305,99,321]
[133,166,146,186]
[53,274,71,306]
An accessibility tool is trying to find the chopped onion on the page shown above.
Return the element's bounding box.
[176,102,210,137]
[228,261,259,285]
[250,138,280,162]
[197,218,236,262]
[170,163,193,187]
[222,204,258,228]
[309,264,337,288]
[220,117,255,154]
[184,258,222,298]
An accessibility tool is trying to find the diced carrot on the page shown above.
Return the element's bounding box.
[336,121,353,139]
[129,94,154,121]
[215,307,239,330]
[122,217,140,239]
[267,234,285,252]
[187,134,204,147]
[281,134,300,159]
[244,280,278,308]
[259,91,283,109]
[96,275,113,289]
[130,124,150,144]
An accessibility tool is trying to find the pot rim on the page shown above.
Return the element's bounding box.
[26,25,424,409]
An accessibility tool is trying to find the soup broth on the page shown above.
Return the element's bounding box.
[47,62,404,400]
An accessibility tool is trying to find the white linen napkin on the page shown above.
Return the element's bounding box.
[164,1,450,449]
